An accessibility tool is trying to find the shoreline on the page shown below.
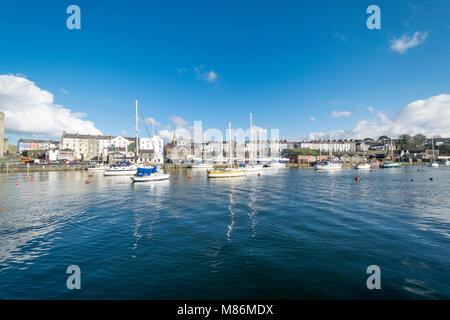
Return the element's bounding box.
[0,162,430,173]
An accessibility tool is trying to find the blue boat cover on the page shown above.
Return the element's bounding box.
[137,166,158,174]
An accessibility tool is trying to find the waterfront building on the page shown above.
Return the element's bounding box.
[300,140,356,153]
[57,148,76,161]
[0,111,5,157]
[17,138,60,154]
[61,132,113,160]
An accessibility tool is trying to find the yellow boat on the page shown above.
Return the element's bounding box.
[207,168,246,178]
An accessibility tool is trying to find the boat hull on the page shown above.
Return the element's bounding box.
[314,164,342,171]
[104,169,137,176]
[380,164,401,168]
[131,173,170,182]
[207,170,246,178]
[354,164,371,170]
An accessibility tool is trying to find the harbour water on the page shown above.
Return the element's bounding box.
[0,167,449,299]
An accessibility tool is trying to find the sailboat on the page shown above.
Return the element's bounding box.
[132,99,170,181]
[131,165,170,182]
[314,129,342,171]
[428,137,439,167]
[380,137,401,168]
[244,112,263,174]
[207,121,246,178]
[191,136,213,169]
[267,135,286,168]
[105,100,141,176]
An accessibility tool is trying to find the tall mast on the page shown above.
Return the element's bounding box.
[250,112,253,163]
[228,120,232,166]
[390,137,394,161]
[329,128,332,159]
[432,137,435,160]
[135,99,139,160]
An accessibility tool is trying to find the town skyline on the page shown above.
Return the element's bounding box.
[1,1,449,144]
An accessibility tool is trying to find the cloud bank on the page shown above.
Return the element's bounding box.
[0,75,102,138]
[309,94,450,140]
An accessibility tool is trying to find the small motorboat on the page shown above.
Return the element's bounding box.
[380,161,401,168]
[131,166,170,182]
[428,161,439,168]
[354,163,371,170]
[266,161,286,168]
[314,160,342,171]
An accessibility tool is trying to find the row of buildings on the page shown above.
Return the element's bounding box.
[18,132,165,164]
[0,112,5,157]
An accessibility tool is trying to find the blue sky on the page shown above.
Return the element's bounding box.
[0,0,449,143]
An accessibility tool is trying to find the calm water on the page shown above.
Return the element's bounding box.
[0,167,449,299]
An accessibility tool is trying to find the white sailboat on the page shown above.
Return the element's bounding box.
[380,137,401,168]
[208,121,245,178]
[131,100,171,182]
[191,137,213,169]
[131,165,170,182]
[105,100,141,176]
[245,112,263,174]
[429,137,439,167]
[314,129,342,171]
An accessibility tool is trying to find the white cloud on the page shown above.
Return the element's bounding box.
[309,94,450,139]
[145,117,160,127]
[310,117,316,122]
[390,31,428,54]
[331,110,351,118]
[171,115,188,127]
[0,75,102,138]
[59,88,69,95]
[195,65,218,83]
[121,129,127,135]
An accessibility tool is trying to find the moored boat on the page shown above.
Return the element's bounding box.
[87,164,108,171]
[207,168,246,178]
[354,163,371,170]
[131,166,170,182]
[315,160,342,171]
[104,162,137,176]
[380,161,401,168]
[191,161,214,169]
[314,129,342,171]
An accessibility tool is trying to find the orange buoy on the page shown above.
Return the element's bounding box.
[258,173,261,176]
[355,177,360,181]
[187,176,192,179]
[16,183,19,186]
[89,174,93,178]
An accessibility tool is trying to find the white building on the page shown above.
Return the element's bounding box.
[300,140,356,153]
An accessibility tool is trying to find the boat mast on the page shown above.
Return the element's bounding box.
[135,99,139,162]
[329,128,332,160]
[390,137,394,162]
[250,112,253,164]
[431,137,435,162]
[228,120,233,166]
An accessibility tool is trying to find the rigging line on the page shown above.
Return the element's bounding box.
[139,107,152,138]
